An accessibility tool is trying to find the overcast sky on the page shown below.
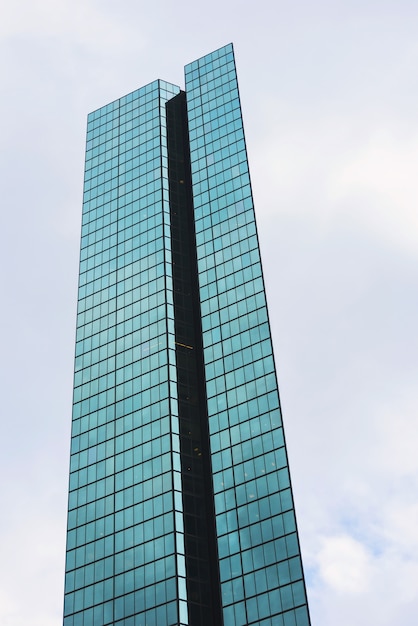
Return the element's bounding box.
[1,1,417,625]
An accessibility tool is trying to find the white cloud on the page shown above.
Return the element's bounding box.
[317,534,373,593]
[296,383,418,623]
[386,504,418,557]
[310,535,418,625]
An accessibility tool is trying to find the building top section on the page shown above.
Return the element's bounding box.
[86,43,234,124]
[87,79,180,125]
[184,42,234,75]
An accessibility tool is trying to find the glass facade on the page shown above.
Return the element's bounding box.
[64,44,310,626]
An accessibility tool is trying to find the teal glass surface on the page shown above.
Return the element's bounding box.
[64,80,189,626]
[185,44,310,625]
[64,44,310,626]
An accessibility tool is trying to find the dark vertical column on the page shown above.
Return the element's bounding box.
[166,92,223,626]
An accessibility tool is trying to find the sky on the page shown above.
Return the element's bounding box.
[1,1,417,624]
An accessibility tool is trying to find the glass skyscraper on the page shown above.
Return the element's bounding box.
[64,43,311,626]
